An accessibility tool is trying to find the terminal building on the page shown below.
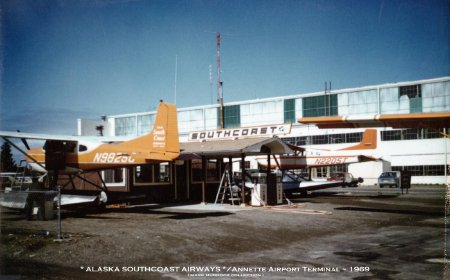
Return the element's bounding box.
[78,76,450,200]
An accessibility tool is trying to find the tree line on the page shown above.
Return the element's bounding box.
[1,142,17,172]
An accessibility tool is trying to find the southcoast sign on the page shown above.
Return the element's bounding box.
[188,124,292,141]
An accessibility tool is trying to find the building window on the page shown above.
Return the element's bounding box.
[103,168,125,186]
[312,135,328,145]
[296,136,310,146]
[392,165,445,176]
[135,165,153,183]
[315,167,328,178]
[423,128,443,139]
[115,116,136,136]
[382,128,444,141]
[206,159,221,181]
[134,163,171,185]
[424,165,445,176]
[399,85,421,99]
[282,132,362,146]
[220,105,240,129]
[284,99,296,123]
[282,137,296,145]
[399,84,422,113]
[381,130,402,141]
[155,163,171,183]
[191,159,222,183]
[403,129,419,140]
[391,166,402,172]
[137,114,155,136]
[178,109,205,134]
[331,165,347,174]
[409,97,422,113]
[404,165,424,176]
[240,160,251,170]
[345,133,362,143]
[329,134,345,144]
[283,136,310,146]
[302,94,338,117]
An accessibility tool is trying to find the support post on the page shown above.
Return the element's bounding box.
[228,156,233,183]
[173,163,177,201]
[241,154,245,205]
[186,161,190,200]
[202,156,206,205]
[55,185,63,241]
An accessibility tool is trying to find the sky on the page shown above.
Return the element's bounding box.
[0,0,448,135]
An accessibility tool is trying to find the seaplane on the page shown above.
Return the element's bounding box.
[257,129,378,170]
[256,129,378,195]
[0,101,180,213]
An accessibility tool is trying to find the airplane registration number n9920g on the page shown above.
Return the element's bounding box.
[93,153,135,164]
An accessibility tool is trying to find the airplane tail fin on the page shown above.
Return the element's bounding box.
[118,102,179,158]
[340,129,377,150]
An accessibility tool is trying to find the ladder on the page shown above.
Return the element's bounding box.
[214,165,240,205]
[12,160,28,190]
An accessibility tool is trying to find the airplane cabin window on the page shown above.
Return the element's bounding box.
[79,145,88,152]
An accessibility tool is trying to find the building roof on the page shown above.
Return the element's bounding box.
[179,137,293,158]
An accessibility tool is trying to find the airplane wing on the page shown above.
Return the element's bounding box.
[298,180,343,190]
[59,194,98,206]
[0,131,131,143]
[0,190,98,210]
[282,171,345,194]
[298,112,450,129]
[0,131,80,142]
[283,179,344,193]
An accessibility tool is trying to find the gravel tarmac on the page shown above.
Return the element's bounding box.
[1,185,448,279]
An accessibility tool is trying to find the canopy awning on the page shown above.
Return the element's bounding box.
[179,137,293,159]
[298,112,450,129]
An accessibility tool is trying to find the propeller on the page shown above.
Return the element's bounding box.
[16,130,31,150]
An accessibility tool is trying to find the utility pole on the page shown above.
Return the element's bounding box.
[217,32,224,129]
[209,64,213,104]
[325,81,331,116]
[174,55,178,105]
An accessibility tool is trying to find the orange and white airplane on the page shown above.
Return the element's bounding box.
[0,102,180,209]
[0,101,180,176]
[257,129,379,170]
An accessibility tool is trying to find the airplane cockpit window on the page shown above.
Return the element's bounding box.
[79,145,88,152]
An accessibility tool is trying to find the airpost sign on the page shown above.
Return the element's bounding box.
[188,124,292,141]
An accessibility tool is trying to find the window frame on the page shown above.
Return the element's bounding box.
[133,163,172,186]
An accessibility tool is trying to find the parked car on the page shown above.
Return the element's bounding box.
[378,171,400,188]
[328,172,363,187]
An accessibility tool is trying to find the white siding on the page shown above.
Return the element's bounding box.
[380,87,401,113]
[178,109,205,134]
[338,89,378,116]
[204,107,218,130]
[137,114,155,136]
[295,98,303,119]
[240,100,283,126]
[422,81,450,112]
